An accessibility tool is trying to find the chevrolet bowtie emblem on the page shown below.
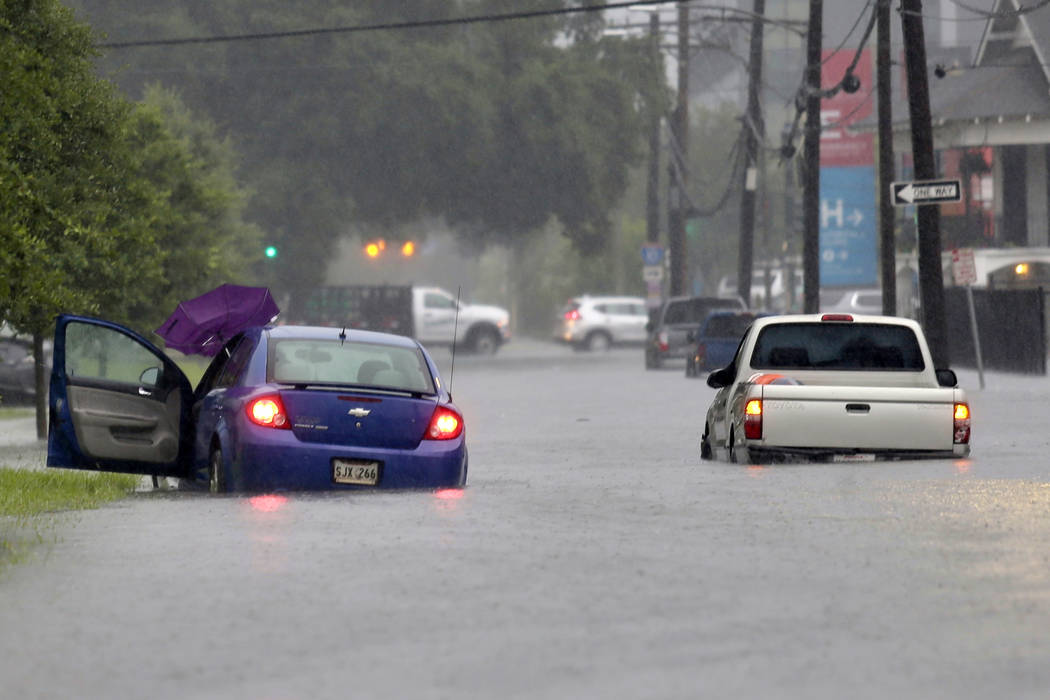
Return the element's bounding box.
[347,408,371,418]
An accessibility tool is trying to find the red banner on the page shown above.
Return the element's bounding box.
[819,48,874,167]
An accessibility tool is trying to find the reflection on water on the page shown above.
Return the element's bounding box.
[249,494,288,512]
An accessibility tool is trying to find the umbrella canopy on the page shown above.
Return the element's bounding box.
[155,284,280,356]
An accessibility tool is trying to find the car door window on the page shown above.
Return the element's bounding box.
[424,292,457,310]
[66,321,162,386]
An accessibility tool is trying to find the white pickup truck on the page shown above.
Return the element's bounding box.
[701,313,971,463]
[295,285,511,354]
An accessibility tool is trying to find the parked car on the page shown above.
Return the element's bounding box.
[645,295,746,369]
[555,295,649,351]
[685,311,772,378]
[47,315,467,491]
[820,287,883,315]
[0,336,52,405]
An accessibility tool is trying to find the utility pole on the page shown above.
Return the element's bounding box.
[737,0,766,310]
[646,11,661,247]
[802,0,822,313]
[667,3,689,296]
[876,0,896,315]
[900,0,949,366]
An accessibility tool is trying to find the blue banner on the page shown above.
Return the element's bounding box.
[819,166,878,287]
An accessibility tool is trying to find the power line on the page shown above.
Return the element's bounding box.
[94,0,687,48]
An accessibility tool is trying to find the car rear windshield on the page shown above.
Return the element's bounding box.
[751,322,924,371]
[268,339,435,394]
[703,314,755,338]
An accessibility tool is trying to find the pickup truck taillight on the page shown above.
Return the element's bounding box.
[744,399,763,439]
[953,403,971,444]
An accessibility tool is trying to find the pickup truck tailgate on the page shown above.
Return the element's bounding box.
[758,385,960,451]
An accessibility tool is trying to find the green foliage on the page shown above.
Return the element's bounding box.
[66,0,660,298]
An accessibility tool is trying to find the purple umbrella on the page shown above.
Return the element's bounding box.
[155,284,280,356]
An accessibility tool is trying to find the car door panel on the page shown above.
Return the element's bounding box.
[48,315,194,477]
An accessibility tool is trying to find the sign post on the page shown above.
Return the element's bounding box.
[951,248,985,389]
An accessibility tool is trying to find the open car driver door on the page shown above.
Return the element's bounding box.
[48,315,194,478]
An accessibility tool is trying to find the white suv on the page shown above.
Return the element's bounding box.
[555,295,649,351]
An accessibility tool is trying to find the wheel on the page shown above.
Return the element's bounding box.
[728,429,739,464]
[700,426,713,460]
[584,331,612,352]
[209,445,226,493]
[469,327,500,355]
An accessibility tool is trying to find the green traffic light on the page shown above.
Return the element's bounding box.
[264,245,278,258]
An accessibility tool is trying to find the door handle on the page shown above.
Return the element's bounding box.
[845,403,870,413]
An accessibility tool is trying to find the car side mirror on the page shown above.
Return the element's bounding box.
[140,366,161,387]
[935,369,958,387]
[707,366,734,389]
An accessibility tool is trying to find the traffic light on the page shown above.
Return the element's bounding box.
[365,241,381,258]
[264,245,278,259]
[401,241,415,257]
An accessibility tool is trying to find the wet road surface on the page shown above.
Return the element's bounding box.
[2,340,1050,699]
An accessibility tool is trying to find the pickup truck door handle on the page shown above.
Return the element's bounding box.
[845,403,871,413]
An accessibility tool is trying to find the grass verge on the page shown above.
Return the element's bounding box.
[0,468,140,570]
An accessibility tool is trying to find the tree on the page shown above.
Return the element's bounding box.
[66,0,659,300]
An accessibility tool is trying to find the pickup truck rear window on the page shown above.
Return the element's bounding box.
[751,323,924,371]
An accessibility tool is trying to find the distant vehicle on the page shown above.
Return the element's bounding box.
[701,313,971,463]
[820,287,883,315]
[645,295,746,369]
[0,337,52,405]
[47,315,467,491]
[685,311,771,378]
[295,285,510,355]
[554,295,648,351]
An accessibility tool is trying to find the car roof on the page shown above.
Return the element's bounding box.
[750,313,921,332]
[263,324,421,349]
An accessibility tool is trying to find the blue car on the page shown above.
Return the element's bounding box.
[684,311,773,378]
[47,315,467,492]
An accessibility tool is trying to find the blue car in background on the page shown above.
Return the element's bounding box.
[684,311,773,378]
[47,315,467,492]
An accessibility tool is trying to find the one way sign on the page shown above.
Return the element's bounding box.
[891,179,962,206]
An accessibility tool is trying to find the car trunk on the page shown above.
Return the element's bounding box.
[757,384,961,451]
[280,390,436,450]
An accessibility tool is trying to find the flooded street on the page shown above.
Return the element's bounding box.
[2,340,1050,699]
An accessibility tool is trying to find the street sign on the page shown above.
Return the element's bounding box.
[643,265,663,282]
[641,244,664,266]
[951,248,978,286]
[890,179,962,206]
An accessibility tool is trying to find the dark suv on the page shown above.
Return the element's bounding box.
[644,295,746,369]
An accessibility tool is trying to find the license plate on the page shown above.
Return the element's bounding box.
[332,459,380,485]
[833,453,876,463]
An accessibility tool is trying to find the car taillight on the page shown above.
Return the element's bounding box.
[247,395,291,429]
[953,402,971,444]
[658,330,669,352]
[744,399,763,439]
[564,310,581,321]
[425,406,463,440]
[695,344,707,367]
